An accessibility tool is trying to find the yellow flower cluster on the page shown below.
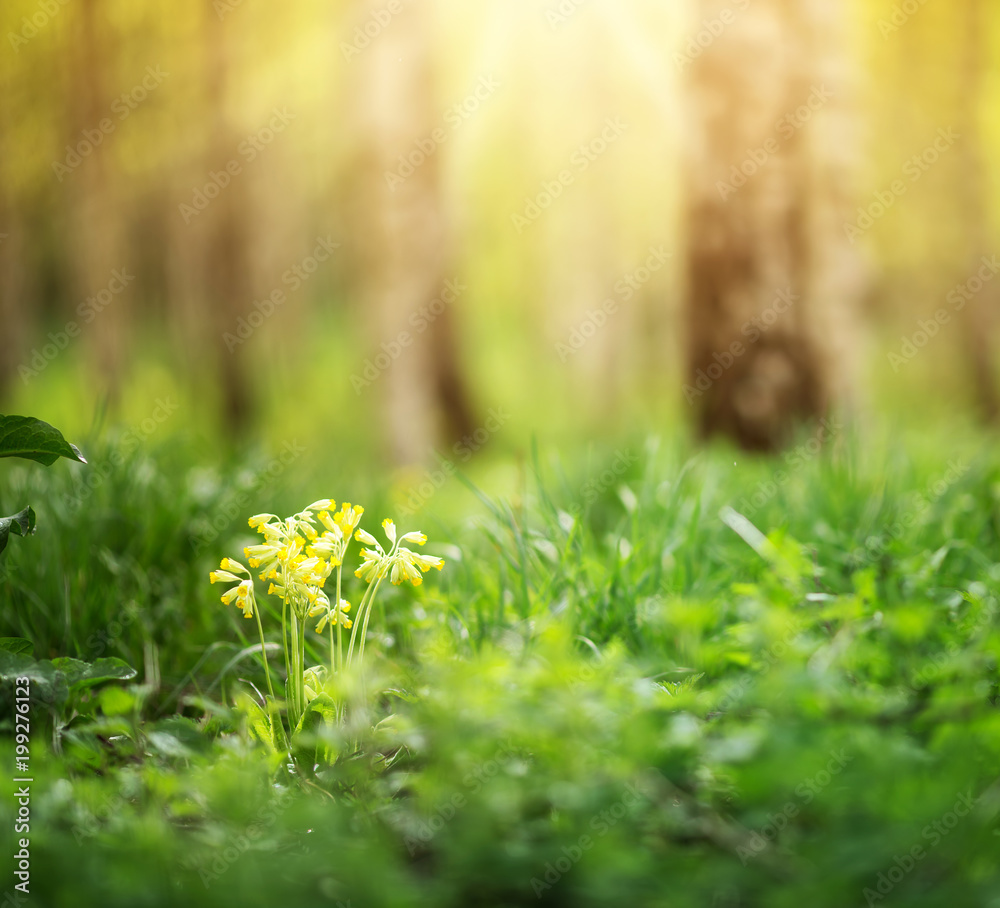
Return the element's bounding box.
[209,557,256,618]
[354,518,444,587]
[240,500,361,626]
[208,498,447,705]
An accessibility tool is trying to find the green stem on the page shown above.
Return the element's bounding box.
[346,579,377,668]
[335,565,343,676]
[355,575,385,671]
[281,592,290,695]
[299,607,306,708]
[289,612,301,728]
[252,599,276,702]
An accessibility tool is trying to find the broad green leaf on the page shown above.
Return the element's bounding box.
[0,650,69,709]
[293,692,339,737]
[0,637,33,657]
[238,693,278,753]
[98,685,135,716]
[0,649,35,678]
[152,717,214,755]
[50,656,137,693]
[0,507,35,555]
[0,415,86,466]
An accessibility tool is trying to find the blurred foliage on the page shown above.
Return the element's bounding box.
[1,417,999,905]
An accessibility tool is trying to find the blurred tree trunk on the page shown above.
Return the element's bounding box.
[0,107,27,398]
[358,0,476,465]
[69,0,127,402]
[683,0,861,451]
[202,2,254,434]
[958,0,999,425]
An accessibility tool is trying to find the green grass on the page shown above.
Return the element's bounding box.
[2,420,1000,907]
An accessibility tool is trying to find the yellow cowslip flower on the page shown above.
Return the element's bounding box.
[307,530,344,566]
[209,558,255,616]
[309,597,352,633]
[267,553,330,614]
[381,518,397,545]
[400,531,427,546]
[409,551,445,572]
[211,557,256,618]
[387,547,445,586]
[355,547,386,583]
[355,527,381,550]
[333,503,364,537]
[390,557,422,586]
[305,499,335,513]
[209,556,248,585]
[248,513,278,530]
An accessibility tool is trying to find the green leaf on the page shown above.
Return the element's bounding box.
[50,656,137,693]
[293,692,339,737]
[0,637,33,657]
[0,650,69,710]
[98,685,135,716]
[238,693,278,753]
[0,507,35,555]
[0,415,87,466]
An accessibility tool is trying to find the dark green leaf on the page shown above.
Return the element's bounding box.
[51,657,137,693]
[0,507,35,555]
[0,637,33,657]
[0,415,87,465]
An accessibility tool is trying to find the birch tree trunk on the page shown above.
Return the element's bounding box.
[357,0,476,465]
[69,0,128,401]
[682,0,862,451]
[957,0,999,425]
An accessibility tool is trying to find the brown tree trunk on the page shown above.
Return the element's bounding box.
[958,0,999,425]
[0,116,27,397]
[357,0,476,465]
[202,1,254,435]
[683,0,861,451]
[69,0,128,403]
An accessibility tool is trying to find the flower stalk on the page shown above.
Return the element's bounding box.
[208,501,445,742]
